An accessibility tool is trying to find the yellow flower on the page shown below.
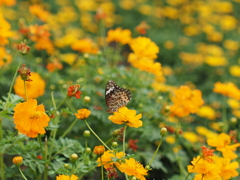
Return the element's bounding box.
[229,65,240,77]
[56,174,79,180]
[0,12,13,45]
[207,133,240,160]
[13,99,50,138]
[165,135,176,144]
[223,40,239,51]
[220,15,237,31]
[213,156,239,179]
[14,72,46,99]
[71,38,99,54]
[196,126,218,139]
[106,28,132,45]
[129,37,159,59]
[0,47,12,67]
[164,41,174,49]
[187,156,221,180]
[60,53,78,65]
[197,105,216,120]
[227,98,240,109]
[29,4,50,22]
[108,107,142,128]
[12,156,23,166]
[97,150,125,169]
[0,0,16,6]
[183,132,198,143]
[179,52,204,65]
[118,158,148,180]
[204,56,227,66]
[75,109,91,120]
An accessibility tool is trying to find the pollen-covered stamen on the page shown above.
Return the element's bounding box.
[30,111,42,120]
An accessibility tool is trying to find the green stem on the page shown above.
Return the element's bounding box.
[56,96,68,110]
[122,125,127,155]
[0,53,22,180]
[222,98,228,133]
[148,135,165,166]
[44,137,48,180]
[23,80,28,101]
[84,120,110,150]
[18,166,27,180]
[100,156,104,180]
[37,135,44,157]
[61,118,78,138]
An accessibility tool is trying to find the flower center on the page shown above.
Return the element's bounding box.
[30,111,42,120]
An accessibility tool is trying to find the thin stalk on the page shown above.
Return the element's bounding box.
[148,136,164,166]
[100,156,104,180]
[18,166,27,180]
[61,118,78,138]
[122,125,127,155]
[23,80,28,101]
[37,135,44,157]
[222,98,228,133]
[84,120,110,150]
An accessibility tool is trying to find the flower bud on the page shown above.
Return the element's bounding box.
[85,147,91,154]
[93,145,105,156]
[145,165,151,170]
[12,156,23,166]
[64,163,69,168]
[84,96,91,103]
[160,127,167,136]
[130,177,137,180]
[230,117,237,124]
[18,64,32,82]
[112,142,118,148]
[70,153,78,161]
[83,130,91,137]
[17,40,30,55]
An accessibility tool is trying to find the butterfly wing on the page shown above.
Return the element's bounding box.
[105,80,131,113]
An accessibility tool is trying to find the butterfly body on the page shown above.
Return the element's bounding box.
[105,80,132,113]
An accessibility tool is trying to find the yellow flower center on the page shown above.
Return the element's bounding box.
[30,111,42,120]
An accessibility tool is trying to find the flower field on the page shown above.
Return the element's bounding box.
[1,0,240,179]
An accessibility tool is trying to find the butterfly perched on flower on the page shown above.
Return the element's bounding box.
[105,80,132,113]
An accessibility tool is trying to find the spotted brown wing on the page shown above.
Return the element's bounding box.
[105,80,132,113]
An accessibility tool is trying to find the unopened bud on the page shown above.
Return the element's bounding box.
[160,127,167,136]
[12,156,23,166]
[70,153,78,161]
[84,130,91,137]
[112,142,118,148]
[85,147,91,154]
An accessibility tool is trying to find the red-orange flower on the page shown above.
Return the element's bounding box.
[71,38,99,54]
[67,84,82,99]
[213,82,240,100]
[13,99,50,138]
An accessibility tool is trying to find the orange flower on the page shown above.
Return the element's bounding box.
[29,24,54,54]
[97,150,125,169]
[0,12,13,45]
[129,37,159,59]
[93,145,105,155]
[128,53,162,76]
[106,28,132,45]
[75,109,91,120]
[14,72,46,99]
[0,0,16,6]
[13,99,50,138]
[12,156,23,166]
[207,133,240,160]
[117,158,148,180]
[170,85,204,117]
[0,47,12,67]
[135,21,150,35]
[201,146,215,163]
[29,4,50,22]
[56,174,79,180]
[71,38,99,54]
[213,82,240,100]
[46,58,63,72]
[108,107,143,128]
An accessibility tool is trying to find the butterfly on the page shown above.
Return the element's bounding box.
[105,80,132,113]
